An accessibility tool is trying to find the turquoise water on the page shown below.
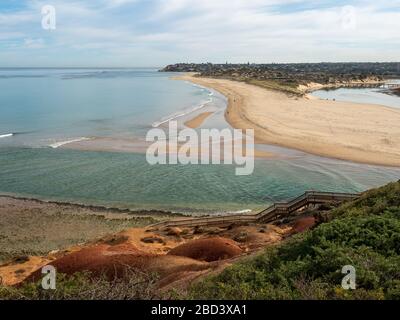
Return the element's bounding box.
[0,68,223,147]
[1,147,399,214]
[1,69,400,214]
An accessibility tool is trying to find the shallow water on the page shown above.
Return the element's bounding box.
[1,147,399,214]
[0,68,225,147]
[1,69,400,214]
[312,84,400,109]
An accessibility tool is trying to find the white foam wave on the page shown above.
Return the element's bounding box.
[0,133,13,139]
[49,137,90,149]
[192,83,214,95]
[210,209,253,216]
[230,209,252,214]
[186,81,214,95]
[190,83,205,89]
[152,99,213,128]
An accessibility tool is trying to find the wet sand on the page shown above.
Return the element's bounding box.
[61,130,277,159]
[184,112,214,128]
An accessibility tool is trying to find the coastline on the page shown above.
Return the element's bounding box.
[184,111,214,128]
[0,194,185,218]
[176,74,400,167]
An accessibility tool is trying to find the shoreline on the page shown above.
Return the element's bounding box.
[0,193,267,218]
[184,111,214,128]
[0,194,185,218]
[298,79,386,94]
[177,74,400,167]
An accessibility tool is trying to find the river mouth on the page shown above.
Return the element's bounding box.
[311,80,400,109]
[1,70,400,215]
[1,146,399,215]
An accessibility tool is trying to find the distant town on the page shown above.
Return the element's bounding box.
[162,62,400,95]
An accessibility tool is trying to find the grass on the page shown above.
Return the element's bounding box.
[244,79,303,96]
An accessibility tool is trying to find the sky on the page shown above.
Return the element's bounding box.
[0,0,399,67]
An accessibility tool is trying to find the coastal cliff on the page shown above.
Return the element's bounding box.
[1,181,399,300]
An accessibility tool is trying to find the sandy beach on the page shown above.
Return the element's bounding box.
[184,111,214,128]
[177,74,400,167]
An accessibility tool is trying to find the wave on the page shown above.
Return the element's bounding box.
[152,99,213,128]
[49,137,90,149]
[0,133,13,139]
[184,81,215,95]
[151,79,216,128]
[190,83,206,89]
[190,82,214,94]
[198,209,253,216]
[198,209,253,217]
[228,209,252,214]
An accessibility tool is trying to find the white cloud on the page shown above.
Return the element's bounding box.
[23,38,45,49]
[104,0,139,8]
[1,0,399,66]
[0,11,36,26]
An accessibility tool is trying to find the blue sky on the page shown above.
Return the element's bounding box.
[0,0,399,67]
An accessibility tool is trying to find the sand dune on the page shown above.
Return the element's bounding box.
[178,75,400,167]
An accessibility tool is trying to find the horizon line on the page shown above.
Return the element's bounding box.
[1,61,400,69]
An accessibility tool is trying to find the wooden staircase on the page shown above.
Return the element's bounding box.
[150,191,360,228]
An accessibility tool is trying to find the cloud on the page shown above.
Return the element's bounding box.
[23,38,45,48]
[0,11,36,26]
[104,0,139,8]
[0,0,399,66]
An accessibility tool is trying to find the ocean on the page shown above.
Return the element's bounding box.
[1,68,400,214]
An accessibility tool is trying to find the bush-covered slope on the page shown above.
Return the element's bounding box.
[189,181,400,300]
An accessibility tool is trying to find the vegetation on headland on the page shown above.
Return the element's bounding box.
[188,181,400,300]
[162,62,400,95]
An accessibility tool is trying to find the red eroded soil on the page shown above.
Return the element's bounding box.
[10,224,288,289]
[25,242,209,283]
[167,237,243,262]
[290,216,316,234]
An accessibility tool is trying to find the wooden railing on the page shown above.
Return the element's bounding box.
[150,191,360,228]
[385,83,400,89]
